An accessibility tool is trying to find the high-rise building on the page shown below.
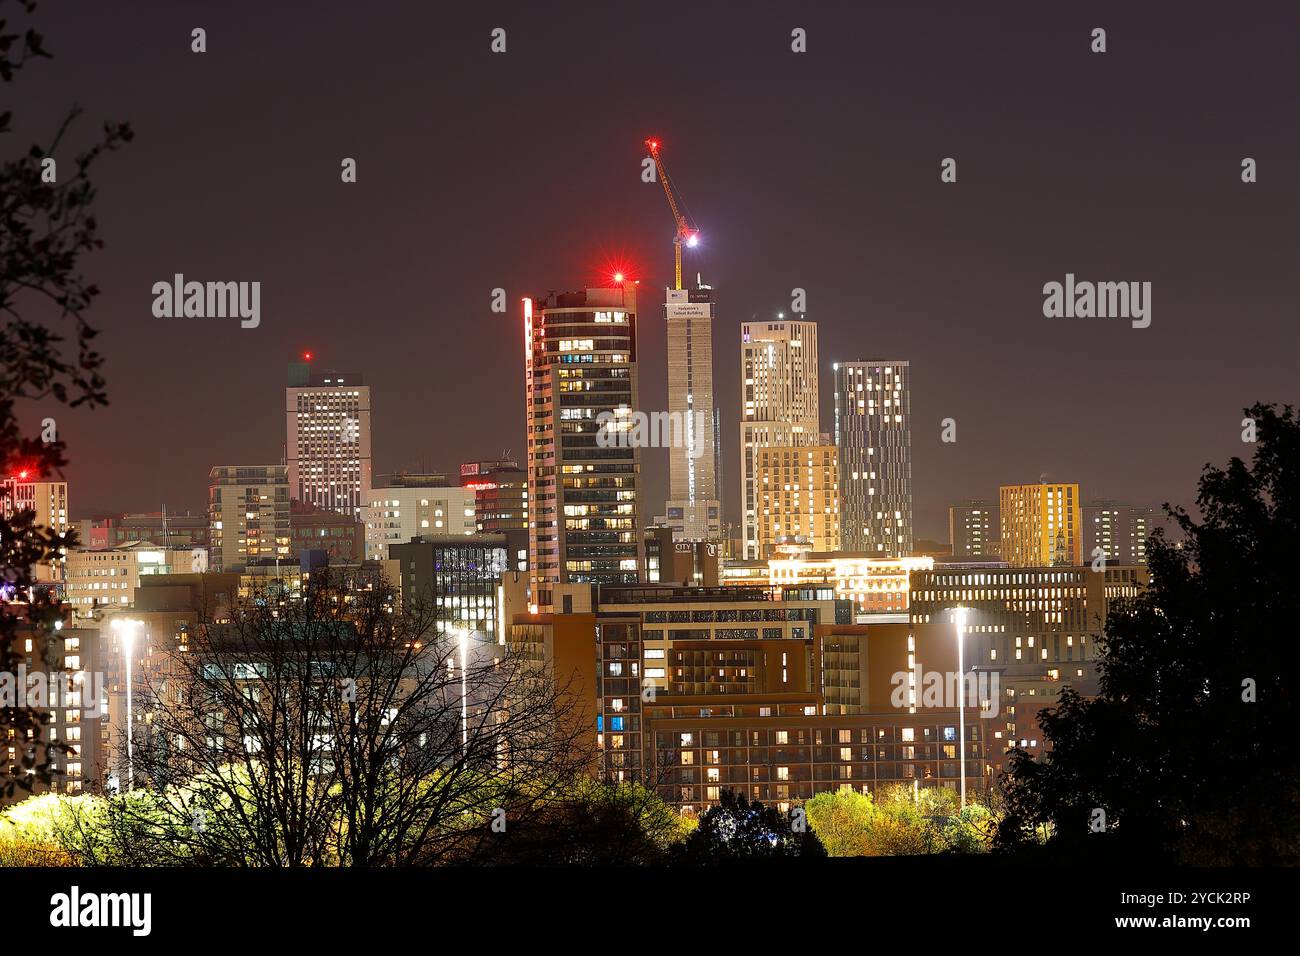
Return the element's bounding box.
[834,360,913,557]
[999,482,1082,567]
[524,286,644,609]
[755,444,840,556]
[1084,500,1160,567]
[284,360,372,518]
[740,318,819,559]
[461,458,528,534]
[363,475,476,560]
[1,472,70,582]
[949,500,998,559]
[659,285,721,541]
[207,466,291,572]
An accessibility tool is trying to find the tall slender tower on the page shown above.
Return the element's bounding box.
[739,318,819,560]
[285,359,372,518]
[524,285,644,610]
[659,283,721,541]
[834,360,913,556]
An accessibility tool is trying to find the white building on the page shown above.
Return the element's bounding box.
[65,542,207,617]
[285,360,372,518]
[363,483,476,560]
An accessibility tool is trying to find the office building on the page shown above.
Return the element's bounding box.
[363,476,476,560]
[834,360,913,557]
[524,286,645,609]
[390,531,525,642]
[999,482,1082,567]
[285,359,372,518]
[65,542,207,617]
[740,318,819,559]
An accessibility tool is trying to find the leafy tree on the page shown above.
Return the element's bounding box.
[477,778,690,865]
[998,403,1300,864]
[804,789,877,856]
[0,0,130,799]
[672,789,826,863]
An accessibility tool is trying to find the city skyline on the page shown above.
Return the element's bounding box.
[19,4,1295,542]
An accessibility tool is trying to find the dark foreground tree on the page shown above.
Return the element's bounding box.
[101,570,593,866]
[672,789,826,863]
[998,403,1300,864]
[0,0,130,799]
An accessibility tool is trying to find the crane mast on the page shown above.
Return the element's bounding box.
[645,138,699,291]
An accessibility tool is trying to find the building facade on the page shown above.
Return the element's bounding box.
[755,444,840,556]
[390,532,524,642]
[948,500,998,560]
[461,458,529,534]
[285,360,372,518]
[289,499,366,564]
[1084,500,1159,567]
[660,285,722,542]
[909,562,1146,771]
[740,319,819,559]
[834,360,913,557]
[1,473,70,582]
[524,287,645,609]
[999,482,1082,567]
[207,466,291,572]
[363,478,476,560]
[65,542,207,618]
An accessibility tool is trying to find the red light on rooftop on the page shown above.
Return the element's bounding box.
[303,351,313,361]
[613,272,625,283]
[18,470,29,480]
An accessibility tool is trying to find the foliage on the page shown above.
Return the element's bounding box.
[804,785,995,857]
[0,0,130,800]
[672,789,826,863]
[998,403,1300,864]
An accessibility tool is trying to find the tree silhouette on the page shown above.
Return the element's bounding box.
[672,789,826,863]
[1,0,131,799]
[998,403,1300,864]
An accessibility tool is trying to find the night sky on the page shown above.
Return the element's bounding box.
[18,0,1300,541]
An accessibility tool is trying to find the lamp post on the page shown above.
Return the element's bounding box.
[457,627,469,759]
[111,618,142,792]
[952,607,968,810]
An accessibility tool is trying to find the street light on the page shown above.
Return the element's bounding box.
[951,607,968,810]
[456,627,469,758]
[110,618,143,791]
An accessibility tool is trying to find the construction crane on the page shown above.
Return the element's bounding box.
[645,138,699,291]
